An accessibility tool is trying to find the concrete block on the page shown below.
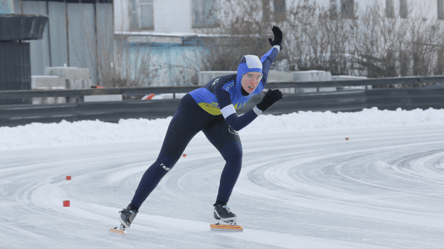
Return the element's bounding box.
[31,76,65,88]
[332,75,371,90]
[293,71,334,93]
[293,70,332,82]
[267,70,294,82]
[66,79,93,89]
[32,95,66,105]
[296,86,336,93]
[45,67,91,80]
[32,95,66,104]
[84,95,123,102]
[265,70,295,93]
[33,95,66,105]
[31,76,66,104]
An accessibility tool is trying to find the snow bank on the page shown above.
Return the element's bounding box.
[1,107,443,150]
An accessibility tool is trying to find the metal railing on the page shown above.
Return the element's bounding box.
[1,75,443,100]
[1,75,444,127]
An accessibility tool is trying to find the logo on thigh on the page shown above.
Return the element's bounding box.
[160,163,171,171]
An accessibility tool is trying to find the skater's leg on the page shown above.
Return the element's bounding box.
[130,153,180,208]
[203,119,242,204]
[131,95,209,208]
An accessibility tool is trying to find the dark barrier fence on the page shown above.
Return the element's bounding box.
[0,99,182,127]
[0,14,49,105]
[0,15,49,41]
[1,75,444,100]
[0,42,32,105]
[1,87,443,127]
[0,75,444,127]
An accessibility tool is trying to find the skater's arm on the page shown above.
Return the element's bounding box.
[216,88,260,131]
[261,26,283,87]
[260,46,280,87]
[215,82,259,132]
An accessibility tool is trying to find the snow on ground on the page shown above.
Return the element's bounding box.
[1,107,443,151]
[1,108,444,248]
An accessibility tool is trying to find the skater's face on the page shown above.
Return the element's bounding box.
[241,72,262,94]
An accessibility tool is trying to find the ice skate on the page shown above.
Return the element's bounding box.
[109,205,138,234]
[109,224,127,235]
[211,204,243,232]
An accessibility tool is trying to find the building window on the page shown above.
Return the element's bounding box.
[192,0,217,28]
[386,0,394,18]
[130,0,154,30]
[274,0,286,22]
[438,0,444,20]
[139,0,154,30]
[341,0,354,19]
[400,0,408,18]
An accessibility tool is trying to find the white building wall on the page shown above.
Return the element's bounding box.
[114,0,194,33]
[114,0,130,32]
[154,0,192,33]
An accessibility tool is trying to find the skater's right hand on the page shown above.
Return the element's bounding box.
[256,89,283,112]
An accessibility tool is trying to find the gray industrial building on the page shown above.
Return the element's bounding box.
[10,0,113,84]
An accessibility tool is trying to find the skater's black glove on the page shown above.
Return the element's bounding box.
[256,89,283,112]
[268,26,283,51]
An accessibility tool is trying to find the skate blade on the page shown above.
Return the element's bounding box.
[210,224,243,232]
[109,227,126,235]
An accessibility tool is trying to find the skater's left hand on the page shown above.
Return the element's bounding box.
[268,26,283,50]
[256,89,283,112]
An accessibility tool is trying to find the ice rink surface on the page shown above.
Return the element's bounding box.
[1,122,444,248]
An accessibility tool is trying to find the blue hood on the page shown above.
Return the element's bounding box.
[236,55,263,92]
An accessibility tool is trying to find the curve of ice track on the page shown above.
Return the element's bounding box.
[0,124,444,248]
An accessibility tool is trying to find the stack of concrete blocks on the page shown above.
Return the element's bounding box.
[31,76,67,104]
[45,67,92,90]
[46,67,122,102]
[45,67,96,103]
[292,71,334,93]
[332,75,370,90]
[32,67,94,104]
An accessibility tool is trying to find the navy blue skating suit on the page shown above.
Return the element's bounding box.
[130,46,280,208]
